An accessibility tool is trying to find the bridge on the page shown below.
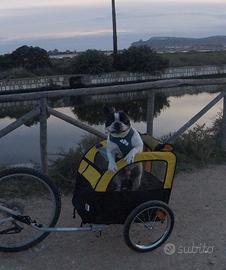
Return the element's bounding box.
[1,64,226,94]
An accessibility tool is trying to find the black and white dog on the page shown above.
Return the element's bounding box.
[104,107,143,191]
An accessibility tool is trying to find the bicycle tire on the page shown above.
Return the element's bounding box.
[123,200,174,252]
[0,167,61,252]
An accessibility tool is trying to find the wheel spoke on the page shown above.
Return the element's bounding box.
[135,216,153,230]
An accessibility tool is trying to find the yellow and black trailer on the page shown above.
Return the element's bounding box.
[72,135,177,225]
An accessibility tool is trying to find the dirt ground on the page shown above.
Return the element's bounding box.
[1,164,226,270]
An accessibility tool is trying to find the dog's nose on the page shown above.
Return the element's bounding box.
[114,122,122,130]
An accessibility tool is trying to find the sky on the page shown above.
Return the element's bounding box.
[1,0,226,54]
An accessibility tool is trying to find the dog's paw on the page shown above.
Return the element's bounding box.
[124,153,135,164]
[108,163,118,173]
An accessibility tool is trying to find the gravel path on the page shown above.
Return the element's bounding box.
[1,164,226,270]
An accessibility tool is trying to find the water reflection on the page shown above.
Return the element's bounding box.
[71,93,170,125]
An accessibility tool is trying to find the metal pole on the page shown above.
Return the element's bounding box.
[222,90,226,151]
[146,92,155,135]
[111,0,118,63]
[39,98,48,174]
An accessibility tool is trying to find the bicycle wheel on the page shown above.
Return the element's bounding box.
[123,200,174,252]
[0,167,61,252]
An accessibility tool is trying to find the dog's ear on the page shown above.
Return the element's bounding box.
[122,105,130,115]
[103,106,115,115]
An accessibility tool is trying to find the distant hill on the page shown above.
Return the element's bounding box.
[132,36,226,52]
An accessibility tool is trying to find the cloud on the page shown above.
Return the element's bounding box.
[0,5,112,41]
[1,29,126,42]
[0,0,107,10]
[0,0,226,54]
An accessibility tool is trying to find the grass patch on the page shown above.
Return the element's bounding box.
[163,50,226,67]
[174,112,226,172]
[49,135,100,192]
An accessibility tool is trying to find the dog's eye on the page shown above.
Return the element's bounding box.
[119,112,130,125]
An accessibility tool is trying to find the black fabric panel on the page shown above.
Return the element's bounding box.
[73,189,170,224]
[72,174,93,221]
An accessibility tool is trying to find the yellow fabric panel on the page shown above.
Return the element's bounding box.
[95,170,115,191]
[134,152,176,189]
[78,160,89,174]
[82,165,101,188]
[163,154,177,189]
[95,151,176,192]
[85,147,98,163]
[95,159,127,192]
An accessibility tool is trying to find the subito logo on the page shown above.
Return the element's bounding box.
[164,243,176,255]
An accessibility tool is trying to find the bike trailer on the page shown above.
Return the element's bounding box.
[72,135,177,225]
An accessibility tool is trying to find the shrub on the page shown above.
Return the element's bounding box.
[49,135,100,192]
[51,57,74,74]
[174,113,226,168]
[70,50,113,74]
[0,54,13,70]
[0,46,53,78]
[115,45,169,73]
[10,45,52,71]
[0,67,34,79]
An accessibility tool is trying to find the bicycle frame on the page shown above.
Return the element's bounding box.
[0,204,19,216]
[31,224,107,233]
[0,203,107,233]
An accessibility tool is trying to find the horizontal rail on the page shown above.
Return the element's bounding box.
[0,78,226,102]
[0,107,40,139]
[48,107,107,139]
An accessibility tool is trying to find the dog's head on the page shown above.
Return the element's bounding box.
[104,107,131,136]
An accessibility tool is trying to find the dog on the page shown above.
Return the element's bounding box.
[104,107,143,191]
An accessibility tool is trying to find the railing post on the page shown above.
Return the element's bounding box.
[222,91,226,151]
[39,98,48,174]
[147,92,155,135]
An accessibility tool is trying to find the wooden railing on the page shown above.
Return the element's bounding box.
[0,78,225,174]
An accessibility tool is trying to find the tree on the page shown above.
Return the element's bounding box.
[48,49,59,55]
[71,50,113,74]
[10,45,52,71]
[0,54,13,70]
[115,45,169,73]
